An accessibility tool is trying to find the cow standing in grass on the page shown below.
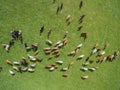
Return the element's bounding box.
[79,1,83,9]
[40,26,44,35]
[81,32,88,41]
[60,3,63,11]
[47,29,52,39]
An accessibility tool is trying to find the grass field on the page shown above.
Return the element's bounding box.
[0,0,120,90]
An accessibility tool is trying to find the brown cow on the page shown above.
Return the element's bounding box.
[6,60,13,65]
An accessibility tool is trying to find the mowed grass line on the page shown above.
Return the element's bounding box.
[0,0,120,90]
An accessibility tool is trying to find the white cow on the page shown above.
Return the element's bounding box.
[77,54,85,60]
[56,60,63,64]
[28,54,36,61]
[9,70,15,75]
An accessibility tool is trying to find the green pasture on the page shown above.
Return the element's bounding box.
[0,0,120,90]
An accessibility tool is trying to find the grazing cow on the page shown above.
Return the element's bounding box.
[63,74,69,77]
[68,51,76,56]
[68,60,75,69]
[9,70,15,75]
[82,62,90,66]
[60,3,63,11]
[40,26,44,35]
[44,47,51,51]
[24,43,31,52]
[34,50,39,56]
[31,43,38,52]
[54,41,62,47]
[48,56,53,60]
[44,50,51,54]
[47,29,52,39]
[91,48,97,55]
[63,31,68,38]
[56,6,60,14]
[89,67,96,71]
[103,43,109,50]
[21,59,29,67]
[77,54,85,60]
[57,42,64,48]
[61,67,68,71]
[55,52,61,57]
[46,40,53,46]
[45,65,52,69]
[28,54,36,61]
[80,67,88,71]
[30,63,36,68]
[81,75,89,79]
[2,44,10,52]
[114,51,119,57]
[6,60,13,65]
[77,43,83,49]
[13,61,20,65]
[79,1,83,9]
[51,47,58,52]
[80,32,88,41]
[62,38,68,45]
[36,57,43,62]
[21,67,28,72]
[78,26,83,31]
[79,14,85,22]
[28,68,35,72]
[13,66,19,72]
[49,67,55,71]
[56,60,63,65]
[66,15,71,22]
[97,50,105,57]
[107,55,115,61]
[92,43,99,50]
[0,67,2,72]
[74,48,79,54]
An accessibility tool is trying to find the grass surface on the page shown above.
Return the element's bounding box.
[0,0,120,90]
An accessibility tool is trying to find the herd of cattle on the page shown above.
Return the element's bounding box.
[1,1,119,80]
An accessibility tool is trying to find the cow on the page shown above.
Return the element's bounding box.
[92,43,99,50]
[27,54,36,61]
[80,32,88,41]
[56,60,63,65]
[79,14,85,22]
[97,50,105,57]
[80,67,88,72]
[77,54,85,60]
[46,40,53,46]
[103,43,109,50]
[63,31,68,38]
[66,15,71,22]
[36,57,43,62]
[61,67,68,71]
[40,26,44,35]
[63,74,69,77]
[30,63,36,68]
[31,43,38,52]
[81,75,89,79]
[68,60,75,69]
[6,60,13,66]
[79,1,83,9]
[47,29,52,39]
[62,38,68,45]
[78,26,83,31]
[56,6,60,14]
[9,70,15,75]
[60,3,63,11]
[2,44,10,52]
[28,68,35,72]
[76,43,83,49]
